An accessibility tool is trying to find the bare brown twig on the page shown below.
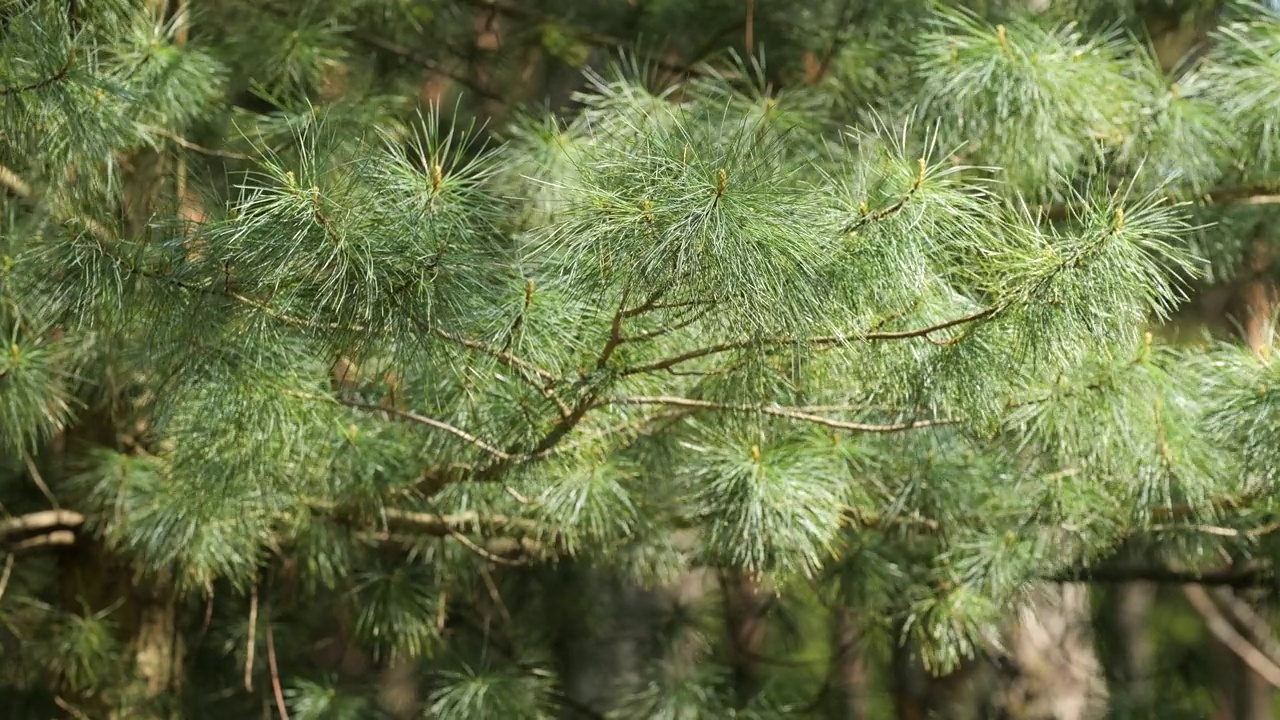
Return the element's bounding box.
[245,585,258,693]
[0,554,14,604]
[0,509,84,537]
[1183,584,1280,688]
[266,620,290,720]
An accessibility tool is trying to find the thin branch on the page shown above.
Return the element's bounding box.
[1184,584,1280,688]
[0,52,72,97]
[1209,587,1280,664]
[1055,565,1271,588]
[858,306,998,341]
[475,290,651,474]
[0,165,33,198]
[0,509,84,537]
[244,586,258,693]
[622,340,751,376]
[479,563,515,624]
[434,328,556,382]
[842,158,927,234]
[1150,521,1280,538]
[606,396,954,433]
[0,554,13,604]
[813,0,857,82]
[139,125,252,160]
[445,525,530,566]
[434,327,571,418]
[11,530,76,551]
[622,307,997,375]
[349,30,505,102]
[22,452,58,509]
[1238,194,1280,206]
[597,288,634,371]
[53,697,91,720]
[382,508,542,536]
[289,391,514,461]
[265,621,290,720]
[621,304,711,343]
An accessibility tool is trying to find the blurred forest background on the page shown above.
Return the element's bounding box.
[7,0,1280,718]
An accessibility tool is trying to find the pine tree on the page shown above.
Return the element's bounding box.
[4,0,1280,718]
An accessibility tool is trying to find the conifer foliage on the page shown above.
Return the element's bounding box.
[3,0,1280,717]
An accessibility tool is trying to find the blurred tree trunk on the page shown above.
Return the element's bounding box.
[721,569,770,707]
[1215,242,1277,719]
[890,626,930,720]
[114,584,184,720]
[987,584,1108,720]
[551,561,666,715]
[827,605,870,720]
[378,658,420,720]
[1099,581,1157,716]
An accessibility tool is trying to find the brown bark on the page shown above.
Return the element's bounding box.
[720,569,770,707]
[1212,240,1277,718]
[1214,641,1276,720]
[828,605,870,720]
[378,658,420,720]
[987,584,1108,720]
[1100,582,1157,714]
[113,585,184,720]
[1236,241,1276,360]
[889,631,944,720]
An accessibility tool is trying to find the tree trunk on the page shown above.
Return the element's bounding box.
[378,658,420,720]
[988,583,1108,720]
[115,585,184,720]
[1225,652,1275,720]
[550,560,667,715]
[1099,581,1157,716]
[720,569,770,707]
[890,621,931,720]
[1212,242,1277,719]
[828,605,870,720]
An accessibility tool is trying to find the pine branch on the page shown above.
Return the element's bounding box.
[139,125,252,160]
[842,158,927,234]
[0,48,72,98]
[245,586,258,693]
[1040,183,1280,221]
[622,306,997,376]
[856,306,999,341]
[0,163,111,240]
[0,165,33,198]
[0,0,81,96]
[381,508,542,536]
[605,396,955,433]
[290,391,515,461]
[444,525,531,566]
[475,289,657,478]
[433,327,571,418]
